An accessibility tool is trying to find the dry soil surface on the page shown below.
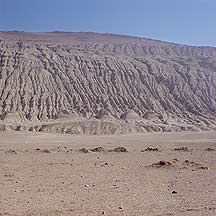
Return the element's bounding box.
[0,131,216,216]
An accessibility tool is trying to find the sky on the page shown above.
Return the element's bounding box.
[0,0,215,46]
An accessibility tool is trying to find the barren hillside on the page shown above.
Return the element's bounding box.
[0,31,216,134]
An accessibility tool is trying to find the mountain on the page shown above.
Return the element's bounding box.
[0,31,216,134]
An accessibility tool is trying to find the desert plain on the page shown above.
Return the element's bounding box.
[0,131,215,216]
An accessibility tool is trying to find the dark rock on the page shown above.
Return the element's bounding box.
[174,147,190,151]
[112,147,128,152]
[205,148,215,151]
[79,148,89,153]
[91,147,106,152]
[143,147,159,152]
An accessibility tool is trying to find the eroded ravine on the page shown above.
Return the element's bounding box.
[0,31,216,134]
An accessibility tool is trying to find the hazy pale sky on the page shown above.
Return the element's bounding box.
[0,0,215,46]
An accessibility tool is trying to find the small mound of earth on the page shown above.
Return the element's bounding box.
[205,148,215,151]
[41,149,51,153]
[142,147,159,152]
[35,149,50,153]
[36,148,51,153]
[120,110,141,122]
[151,159,178,168]
[183,160,208,170]
[91,147,106,152]
[112,147,128,152]
[79,148,89,153]
[5,149,17,154]
[174,147,190,151]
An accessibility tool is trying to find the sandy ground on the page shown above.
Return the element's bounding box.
[0,131,216,216]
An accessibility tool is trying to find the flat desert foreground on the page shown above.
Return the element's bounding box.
[0,131,216,216]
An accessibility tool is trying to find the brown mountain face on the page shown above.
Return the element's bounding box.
[0,31,216,134]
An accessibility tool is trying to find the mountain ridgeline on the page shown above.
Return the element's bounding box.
[0,31,216,134]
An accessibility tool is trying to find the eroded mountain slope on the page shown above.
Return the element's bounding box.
[0,32,216,134]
